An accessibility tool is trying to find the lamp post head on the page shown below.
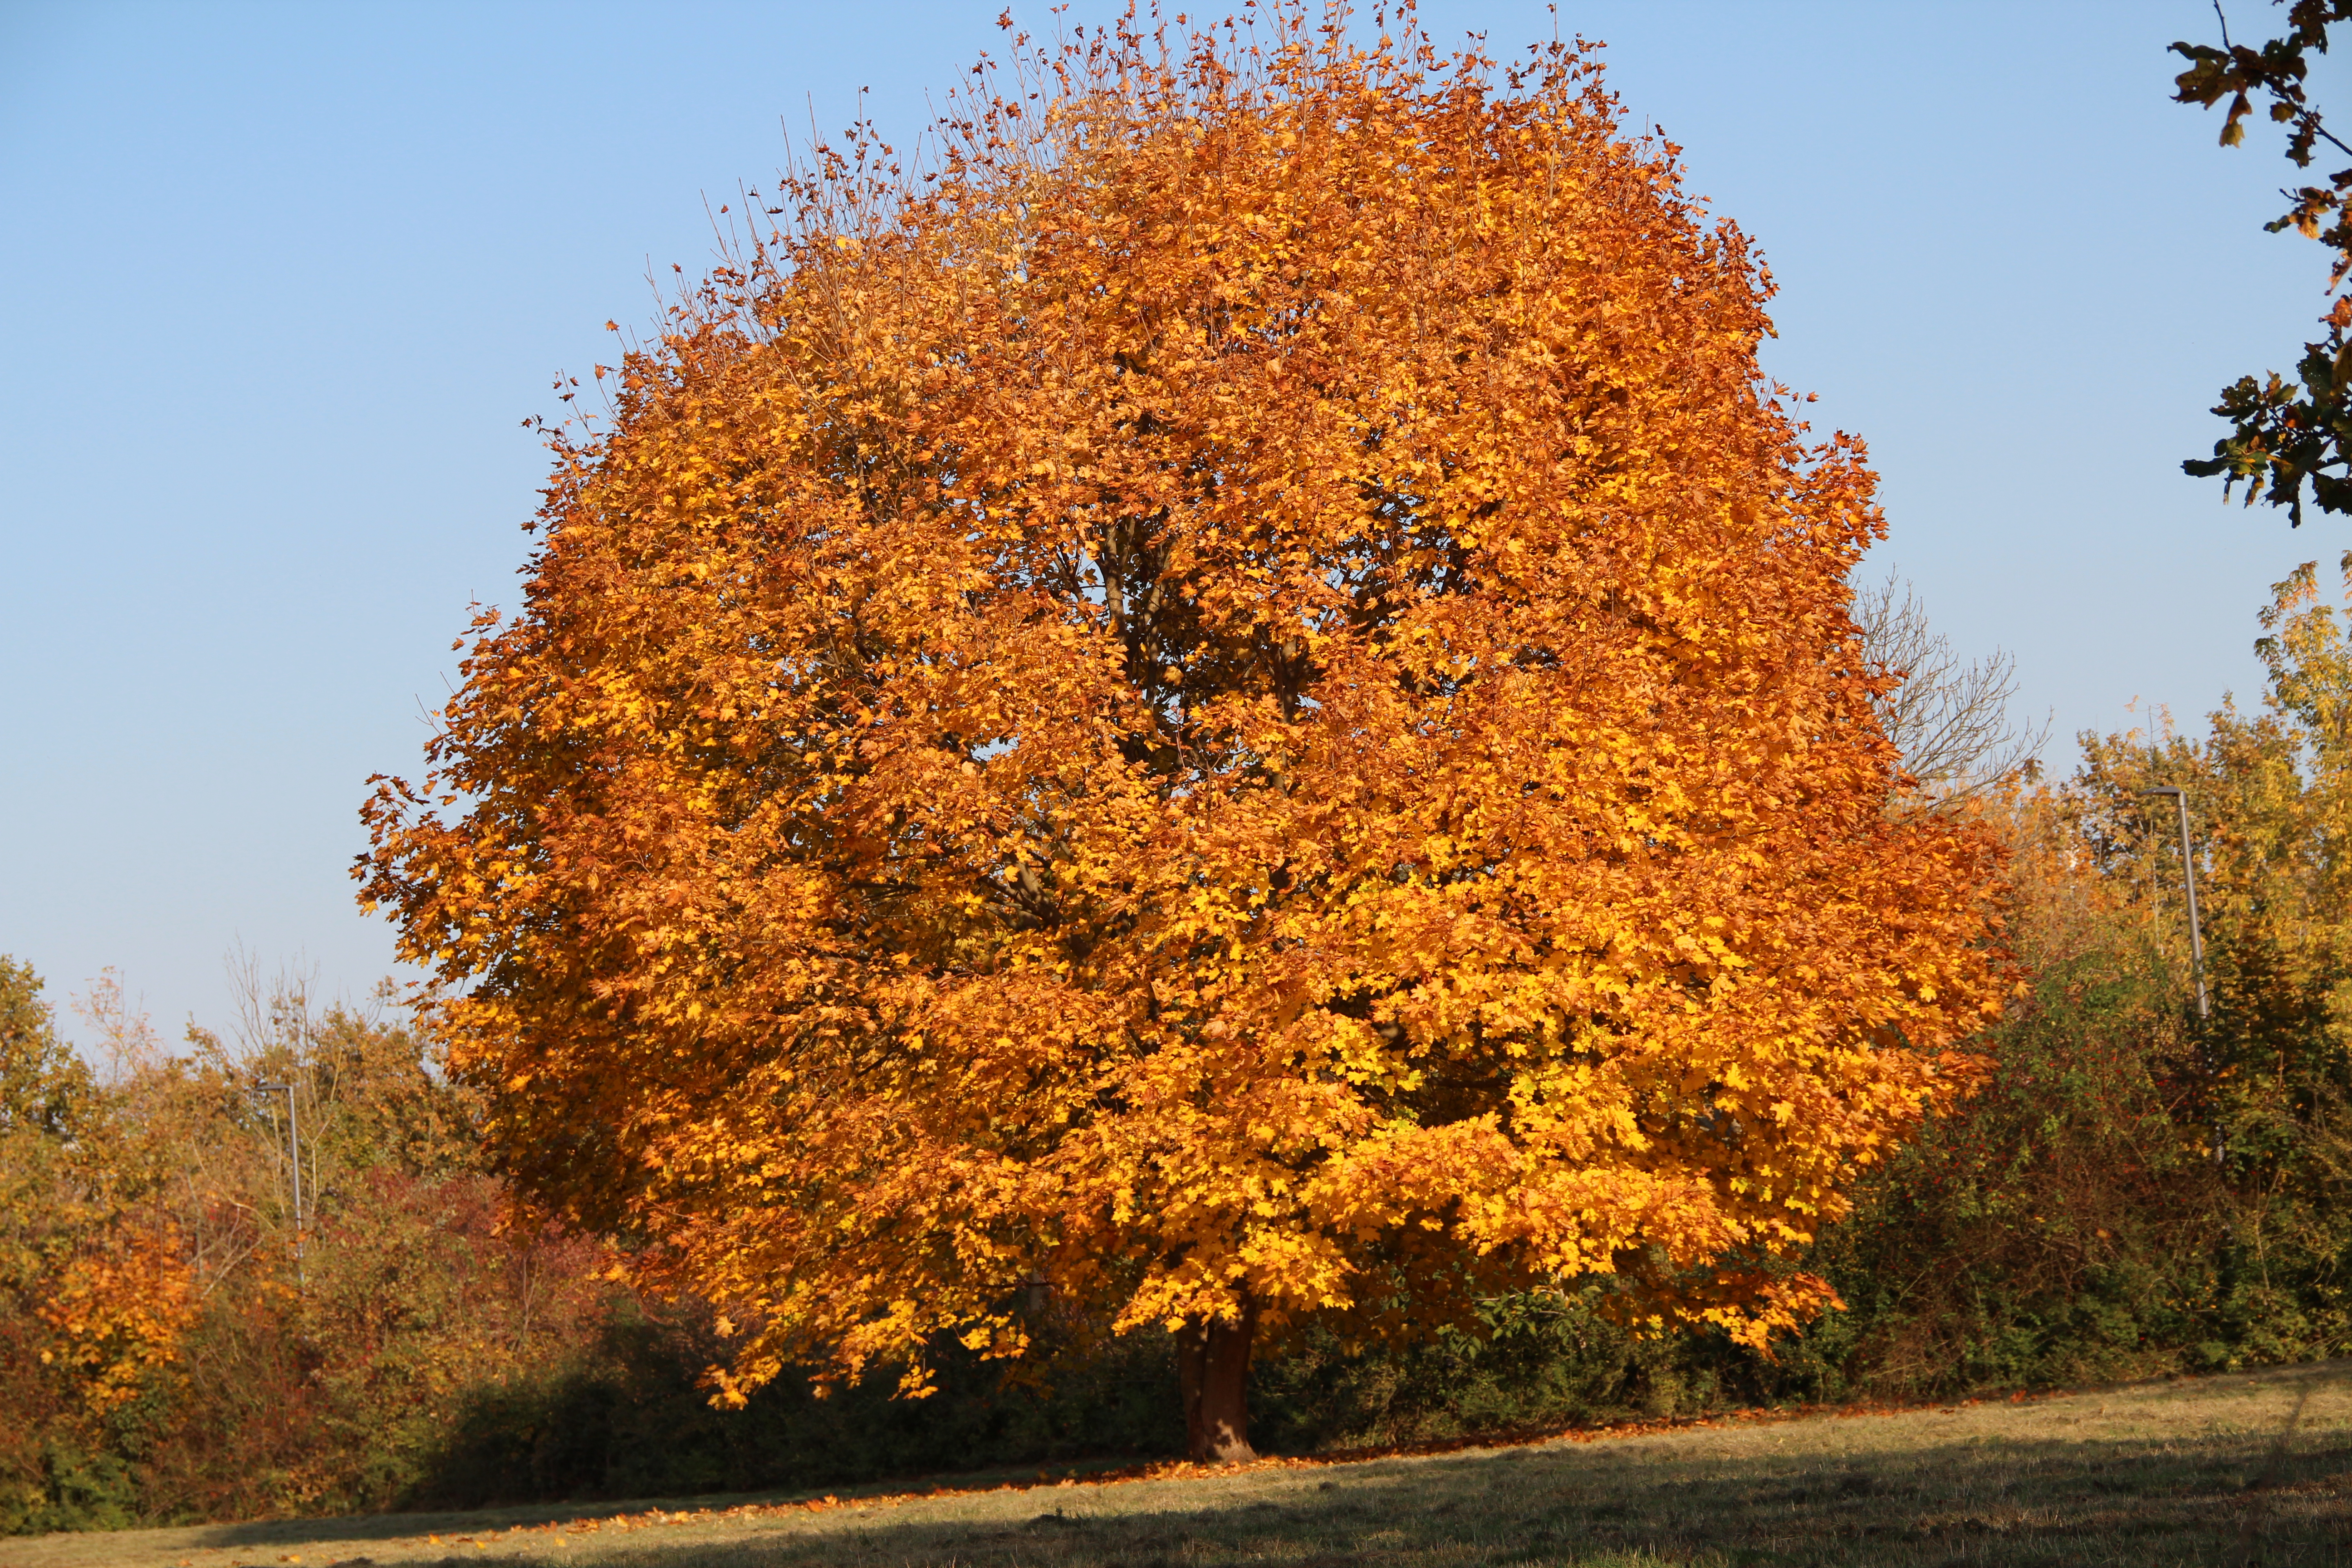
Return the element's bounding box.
[2142,785,2184,799]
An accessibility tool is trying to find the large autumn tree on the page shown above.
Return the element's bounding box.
[361,8,2005,1462]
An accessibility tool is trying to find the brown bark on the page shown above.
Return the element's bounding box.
[1175,1295,1257,1463]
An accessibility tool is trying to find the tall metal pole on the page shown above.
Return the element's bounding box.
[2142,785,2210,1019]
[252,1082,304,1287]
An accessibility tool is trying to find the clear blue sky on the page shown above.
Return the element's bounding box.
[0,1,2337,1046]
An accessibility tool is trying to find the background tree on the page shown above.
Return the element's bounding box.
[0,958,612,1530]
[1852,572,2049,805]
[0,962,191,1529]
[2174,1,2352,522]
[361,6,2008,1463]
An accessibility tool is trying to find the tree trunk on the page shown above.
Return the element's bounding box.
[1175,1296,1257,1463]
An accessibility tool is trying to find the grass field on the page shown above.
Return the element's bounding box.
[5,1362,2348,1568]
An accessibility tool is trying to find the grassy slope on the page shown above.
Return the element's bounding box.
[4,1363,2348,1568]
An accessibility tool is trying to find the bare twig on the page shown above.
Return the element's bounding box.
[1854,570,2050,808]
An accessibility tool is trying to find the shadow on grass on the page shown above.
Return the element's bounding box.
[169,1407,2352,1568]
[161,1451,1150,1552]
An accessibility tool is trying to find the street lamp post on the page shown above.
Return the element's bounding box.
[251,1081,304,1285]
[2142,785,2210,1020]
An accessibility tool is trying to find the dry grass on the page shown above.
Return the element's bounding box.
[6,1362,2349,1568]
